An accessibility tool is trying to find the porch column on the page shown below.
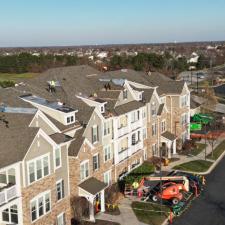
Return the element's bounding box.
[100,190,105,212]
[167,141,172,159]
[89,196,95,222]
[172,140,177,155]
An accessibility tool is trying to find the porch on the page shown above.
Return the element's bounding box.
[78,177,107,222]
[161,131,177,159]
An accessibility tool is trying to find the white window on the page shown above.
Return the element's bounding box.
[139,93,143,100]
[151,102,157,116]
[56,180,65,201]
[100,105,105,113]
[142,107,146,118]
[57,212,66,225]
[118,115,127,128]
[152,123,157,136]
[28,155,50,185]
[180,95,189,107]
[67,116,74,124]
[181,113,188,126]
[80,161,89,181]
[104,145,111,162]
[93,154,100,171]
[152,144,158,156]
[161,120,166,133]
[123,89,128,99]
[2,204,18,224]
[131,110,140,123]
[131,111,135,123]
[30,192,51,222]
[92,125,99,143]
[119,137,128,152]
[103,121,111,136]
[143,128,147,140]
[55,148,61,169]
[104,170,112,186]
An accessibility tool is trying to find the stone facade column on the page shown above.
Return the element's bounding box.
[89,196,95,222]
[100,190,105,212]
[172,140,177,155]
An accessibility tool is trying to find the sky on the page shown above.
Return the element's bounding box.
[0,0,225,47]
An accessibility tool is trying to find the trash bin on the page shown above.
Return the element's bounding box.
[164,158,169,166]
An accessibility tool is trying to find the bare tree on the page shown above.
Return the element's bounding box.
[71,196,89,224]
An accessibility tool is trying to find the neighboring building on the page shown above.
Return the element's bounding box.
[0,65,190,224]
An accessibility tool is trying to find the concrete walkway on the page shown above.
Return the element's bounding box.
[96,198,148,225]
[162,138,224,171]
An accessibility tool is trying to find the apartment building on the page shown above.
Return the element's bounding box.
[0,65,190,224]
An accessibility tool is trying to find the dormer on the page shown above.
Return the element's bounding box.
[20,94,78,126]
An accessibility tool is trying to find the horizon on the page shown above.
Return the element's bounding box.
[0,0,225,47]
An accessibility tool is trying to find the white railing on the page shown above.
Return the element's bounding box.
[118,149,129,162]
[131,120,142,131]
[117,126,129,138]
[0,185,17,206]
[130,141,143,155]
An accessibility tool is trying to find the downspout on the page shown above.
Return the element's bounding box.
[170,96,172,133]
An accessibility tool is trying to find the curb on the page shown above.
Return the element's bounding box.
[174,148,225,175]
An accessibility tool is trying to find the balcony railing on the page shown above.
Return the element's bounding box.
[130,141,143,155]
[131,120,142,131]
[0,184,17,206]
[117,125,129,138]
[118,148,129,162]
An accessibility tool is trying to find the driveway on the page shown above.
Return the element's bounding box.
[172,155,225,225]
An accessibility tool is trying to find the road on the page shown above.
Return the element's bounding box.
[172,156,225,225]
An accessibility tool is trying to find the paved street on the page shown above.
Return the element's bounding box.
[172,156,225,225]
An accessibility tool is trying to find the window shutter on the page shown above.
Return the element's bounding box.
[97,126,99,141]
[62,180,65,198]
[93,156,95,171]
[98,154,100,169]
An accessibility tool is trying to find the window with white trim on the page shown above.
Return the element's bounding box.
[104,170,112,186]
[180,95,188,107]
[2,204,18,224]
[142,107,146,118]
[56,180,65,201]
[28,155,50,185]
[80,161,89,181]
[161,120,166,133]
[91,125,99,144]
[66,116,74,124]
[93,154,100,171]
[151,102,157,116]
[57,212,66,225]
[30,192,51,222]
[123,89,128,99]
[103,121,111,136]
[55,148,61,169]
[152,144,158,156]
[104,145,111,162]
[181,113,188,126]
[152,123,157,136]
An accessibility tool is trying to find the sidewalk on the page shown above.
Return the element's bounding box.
[162,138,224,173]
[96,198,148,225]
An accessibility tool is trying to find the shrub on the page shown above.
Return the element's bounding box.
[124,162,155,185]
[0,80,15,88]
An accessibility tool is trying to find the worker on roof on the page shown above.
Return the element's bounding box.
[49,80,56,93]
[132,181,139,189]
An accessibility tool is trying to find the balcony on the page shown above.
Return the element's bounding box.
[117,125,129,138]
[130,141,143,155]
[131,120,142,131]
[0,184,18,206]
[118,148,129,162]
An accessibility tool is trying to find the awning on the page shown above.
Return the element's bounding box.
[161,131,176,141]
[78,177,107,196]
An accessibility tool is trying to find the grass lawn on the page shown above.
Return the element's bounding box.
[207,140,225,160]
[132,201,169,225]
[173,160,212,172]
[191,143,207,156]
[0,72,39,81]
[74,220,120,225]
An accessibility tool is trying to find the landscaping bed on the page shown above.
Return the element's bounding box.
[191,143,207,156]
[132,201,169,225]
[124,162,155,184]
[73,220,120,225]
[207,140,225,160]
[173,160,213,172]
